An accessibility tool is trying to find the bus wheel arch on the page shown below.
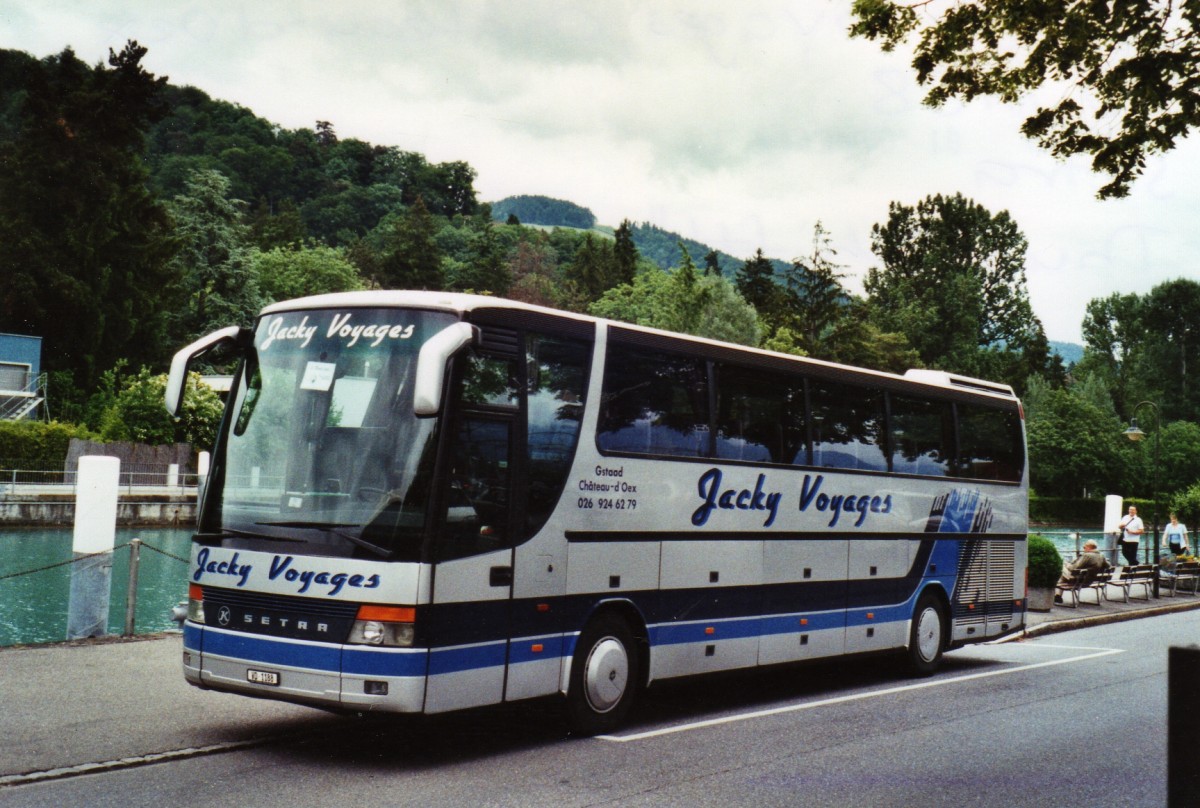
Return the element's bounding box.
[564,605,646,735]
[906,586,949,676]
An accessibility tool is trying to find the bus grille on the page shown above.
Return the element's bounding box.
[201,587,360,643]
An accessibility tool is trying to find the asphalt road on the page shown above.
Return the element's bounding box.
[2,612,1198,807]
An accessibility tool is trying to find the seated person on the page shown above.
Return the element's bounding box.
[1054,539,1112,603]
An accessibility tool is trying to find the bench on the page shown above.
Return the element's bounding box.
[1106,564,1157,602]
[1055,569,1113,608]
[1163,560,1200,597]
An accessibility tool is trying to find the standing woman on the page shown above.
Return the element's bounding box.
[1119,505,1144,566]
[1163,512,1189,556]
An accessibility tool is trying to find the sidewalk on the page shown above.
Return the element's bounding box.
[3,594,1199,785]
[1024,587,1200,638]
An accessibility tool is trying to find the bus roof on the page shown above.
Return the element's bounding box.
[259,290,1019,403]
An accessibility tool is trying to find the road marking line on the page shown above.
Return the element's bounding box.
[598,645,1125,743]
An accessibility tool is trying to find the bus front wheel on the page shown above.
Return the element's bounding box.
[906,592,946,676]
[565,614,639,735]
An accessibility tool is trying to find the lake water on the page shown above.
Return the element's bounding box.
[0,527,193,647]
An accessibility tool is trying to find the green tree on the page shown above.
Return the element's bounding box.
[1026,387,1128,498]
[703,250,722,277]
[253,244,363,302]
[590,250,760,346]
[1155,420,1200,499]
[374,197,444,289]
[506,235,561,308]
[99,368,224,449]
[1141,279,1200,421]
[864,193,1047,387]
[562,233,621,306]
[850,0,1200,198]
[168,169,263,340]
[813,304,923,375]
[1077,279,1200,423]
[446,218,512,294]
[0,42,180,389]
[1075,291,1144,416]
[783,221,850,357]
[736,249,785,325]
[613,220,639,287]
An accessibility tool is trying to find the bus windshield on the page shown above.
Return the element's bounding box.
[205,307,458,561]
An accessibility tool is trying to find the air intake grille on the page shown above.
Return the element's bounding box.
[202,587,359,643]
[951,540,1016,624]
[478,327,521,356]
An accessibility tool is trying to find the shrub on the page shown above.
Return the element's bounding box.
[0,420,100,467]
[1027,534,1064,588]
[98,369,224,450]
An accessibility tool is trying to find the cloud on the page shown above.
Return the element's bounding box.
[5,0,1198,344]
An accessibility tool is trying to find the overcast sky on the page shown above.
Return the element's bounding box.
[5,0,1198,344]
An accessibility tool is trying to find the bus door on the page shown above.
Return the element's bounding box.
[424,411,518,713]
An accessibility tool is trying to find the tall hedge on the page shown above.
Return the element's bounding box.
[0,421,101,468]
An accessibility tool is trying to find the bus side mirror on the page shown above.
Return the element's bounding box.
[165,326,246,416]
[414,322,476,416]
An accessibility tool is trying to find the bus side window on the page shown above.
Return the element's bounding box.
[810,381,887,472]
[956,403,1023,482]
[889,395,954,476]
[714,364,804,464]
[525,335,589,538]
[460,353,520,408]
[441,417,512,561]
[599,346,709,458]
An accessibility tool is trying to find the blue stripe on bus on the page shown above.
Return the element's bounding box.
[342,647,428,677]
[846,603,911,626]
[183,622,203,652]
[192,592,967,681]
[202,627,342,671]
[758,611,847,636]
[507,634,567,666]
[199,626,431,677]
[427,641,508,675]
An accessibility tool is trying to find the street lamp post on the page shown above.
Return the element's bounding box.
[1123,401,1161,578]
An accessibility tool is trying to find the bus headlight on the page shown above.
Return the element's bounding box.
[348,605,415,647]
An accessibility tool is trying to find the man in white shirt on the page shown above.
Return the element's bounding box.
[1119,505,1144,566]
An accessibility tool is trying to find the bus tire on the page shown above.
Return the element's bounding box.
[565,613,639,735]
[906,591,946,676]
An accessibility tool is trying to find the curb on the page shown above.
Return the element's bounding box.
[1021,598,1200,640]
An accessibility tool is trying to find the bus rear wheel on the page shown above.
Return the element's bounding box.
[906,592,946,676]
[565,614,639,735]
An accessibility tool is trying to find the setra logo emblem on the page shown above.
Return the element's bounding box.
[217,606,232,627]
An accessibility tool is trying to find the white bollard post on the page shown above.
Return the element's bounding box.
[67,456,120,639]
[1105,494,1124,568]
[167,463,180,489]
[197,451,210,498]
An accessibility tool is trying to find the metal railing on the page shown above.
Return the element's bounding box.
[0,466,200,496]
[0,372,47,420]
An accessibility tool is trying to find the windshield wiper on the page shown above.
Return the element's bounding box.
[195,527,304,543]
[257,521,395,559]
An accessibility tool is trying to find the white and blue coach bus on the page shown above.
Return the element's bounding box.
[167,291,1028,733]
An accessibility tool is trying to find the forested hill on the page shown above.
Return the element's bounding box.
[489,195,787,278]
[2,42,807,417]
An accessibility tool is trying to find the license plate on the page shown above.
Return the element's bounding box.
[247,669,280,686]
